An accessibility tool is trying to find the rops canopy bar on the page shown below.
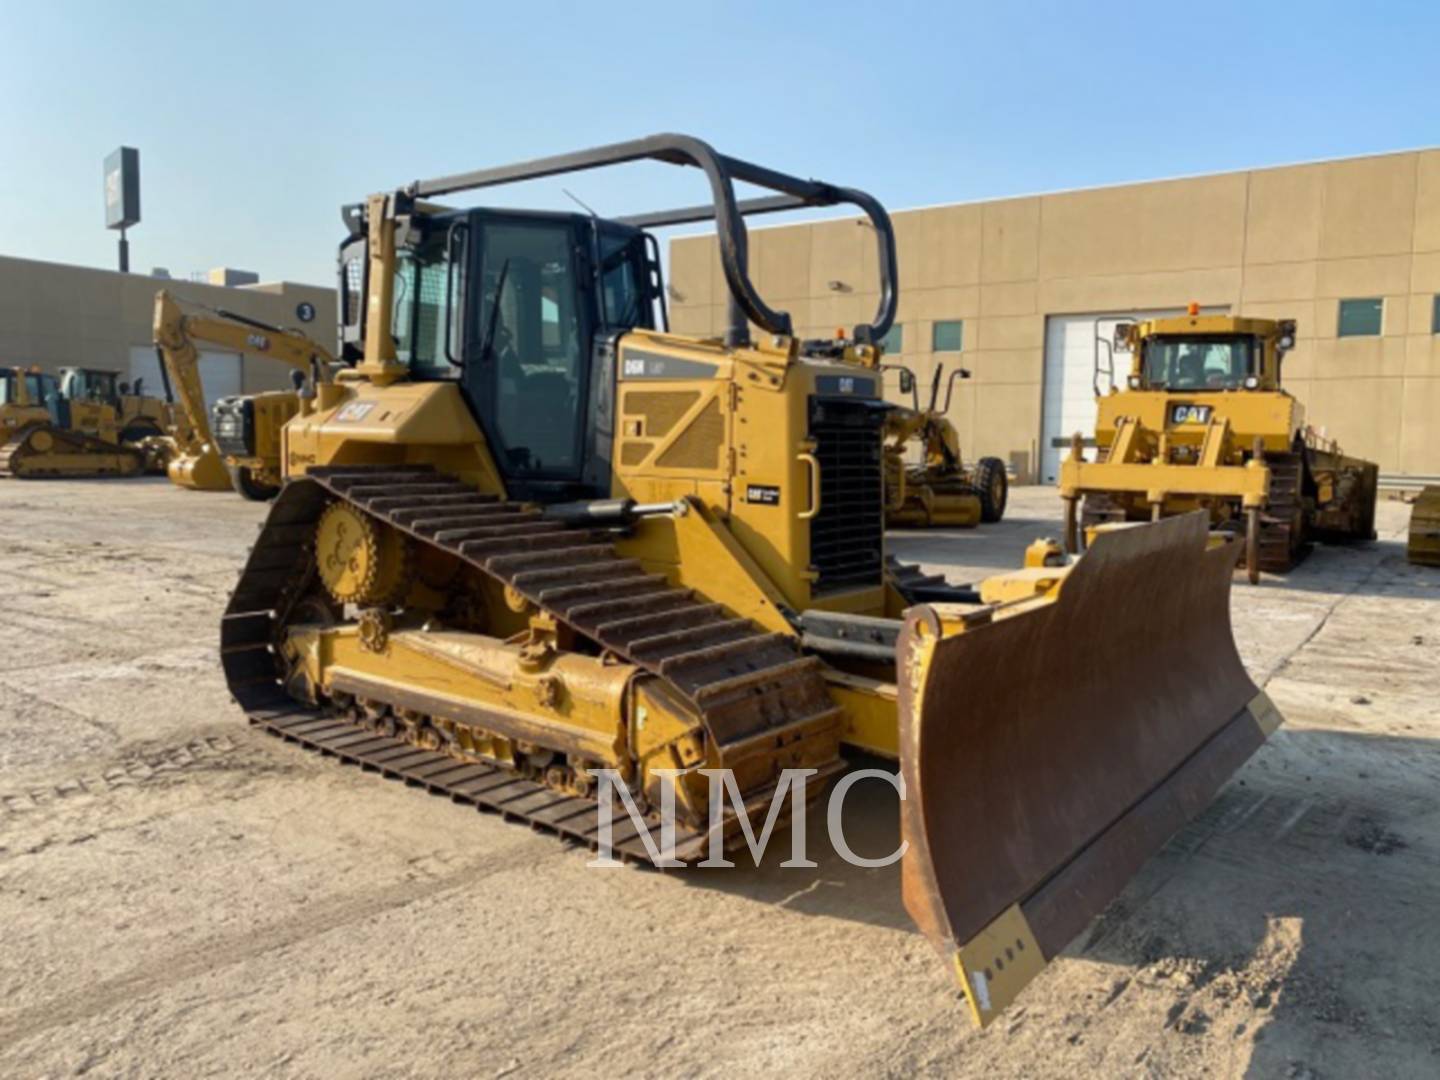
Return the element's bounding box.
[406,133,896,344]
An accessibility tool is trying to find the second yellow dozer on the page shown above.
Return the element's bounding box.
[1410,486,1440,566]
[1058,309,1379,583]
[0,365,169,478]
[881,362,1008,527]
[151,290,336,498]
[221,136,1282,1026]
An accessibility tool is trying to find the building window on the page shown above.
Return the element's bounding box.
[880,325,904,355]
[932,320,963,352]
[1337,298,1383,337]
[1433,295,1440,334]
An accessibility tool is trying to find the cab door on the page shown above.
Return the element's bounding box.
[460,213,597,501]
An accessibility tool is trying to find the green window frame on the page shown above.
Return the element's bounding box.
[932,319,963,352]
[1337,298,1383,337]
[880,324,904,355]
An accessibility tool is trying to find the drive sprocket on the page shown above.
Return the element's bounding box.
[315,500,410,606]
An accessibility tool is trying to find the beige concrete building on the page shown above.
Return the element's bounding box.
[0,254,335,409]
[669,148,1440,482]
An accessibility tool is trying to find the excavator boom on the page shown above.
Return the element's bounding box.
[151,290,334,493]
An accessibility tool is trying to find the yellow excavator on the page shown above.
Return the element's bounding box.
[882,362,1007,527]
[220,135,1280,1026]
[0,365,170,478]
[1059,309,1379,583]
[151,290,336,498]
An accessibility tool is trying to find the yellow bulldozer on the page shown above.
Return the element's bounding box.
[0,364,173,478]
[151,290,336,498]
[220,135,1281,1026]
[1410,486,1440,566]
[881,362,1008,527]
[1058,308,1379,583]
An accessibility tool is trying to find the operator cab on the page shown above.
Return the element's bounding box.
[1121,316,1295,394]
[0,370,63,422]
[340,206,664,502]
[59,367,122,406]
[336,135,896,505]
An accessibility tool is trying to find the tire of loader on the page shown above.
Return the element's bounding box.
[227,463,279,502]
[896,512,1281,1027]
[974,457,1008,523]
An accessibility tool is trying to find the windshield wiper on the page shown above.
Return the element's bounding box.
[479,257,511,364]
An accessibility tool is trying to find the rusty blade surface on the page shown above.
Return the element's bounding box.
[897,512,1280,1025]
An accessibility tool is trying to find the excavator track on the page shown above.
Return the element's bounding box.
[0,422,144,479]
[1258,451,1310,573]
[222,465,844,864]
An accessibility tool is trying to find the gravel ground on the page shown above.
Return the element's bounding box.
[0,478,1436,1079]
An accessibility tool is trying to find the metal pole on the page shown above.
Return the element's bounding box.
[118,228,129,273]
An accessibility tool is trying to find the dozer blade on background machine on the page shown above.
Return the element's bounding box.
[899,513,1280,1025]
[219,134,1284,1027]
[1409,486,1440,567]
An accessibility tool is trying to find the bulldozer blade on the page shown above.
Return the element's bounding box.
[1409,485,1440,567]
[896,512,1281,1027]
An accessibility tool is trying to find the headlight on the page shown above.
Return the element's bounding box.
[1243,376,1260,389]
[1127,374,1142,389]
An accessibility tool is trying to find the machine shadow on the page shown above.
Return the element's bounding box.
[674,727,1440,1075]
[677,752,913,934]
[1249,542,1440,600]
[1070,726,1440,1076]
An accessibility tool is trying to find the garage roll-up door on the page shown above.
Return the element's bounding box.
[128,347,242,414]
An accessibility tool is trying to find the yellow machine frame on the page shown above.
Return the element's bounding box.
[1059,310,1377,581]
[220,136,1280,1028]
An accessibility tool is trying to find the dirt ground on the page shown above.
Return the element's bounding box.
[0,479,1436,1079]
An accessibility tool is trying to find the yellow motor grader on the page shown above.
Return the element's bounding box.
[221,135,1280,1026]
[881,362,1007,527]
[1058,309,1379,583]
[151,290,336,498]
[0,365,171,478]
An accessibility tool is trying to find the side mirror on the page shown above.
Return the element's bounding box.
[1113,323,1136,352]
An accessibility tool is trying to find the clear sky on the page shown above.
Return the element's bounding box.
[2,0,1437,286]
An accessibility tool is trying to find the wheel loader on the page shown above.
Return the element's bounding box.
[1410,486,1440,566]
[0,365,170,478]
[151,290,336,498]
[221,135,1281,1026]
[1058,309,1379,583]
[881,362,1007,527]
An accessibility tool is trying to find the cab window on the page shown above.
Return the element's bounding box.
[392,229,464,378]
[26,373,57,401]
[1142,336,1255,390]
[599,231,652,331]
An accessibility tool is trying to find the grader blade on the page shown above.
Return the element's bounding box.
[897,512,1281,1027]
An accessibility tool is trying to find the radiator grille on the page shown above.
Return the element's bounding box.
[212,397,254,458]
[808,396,885,594]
